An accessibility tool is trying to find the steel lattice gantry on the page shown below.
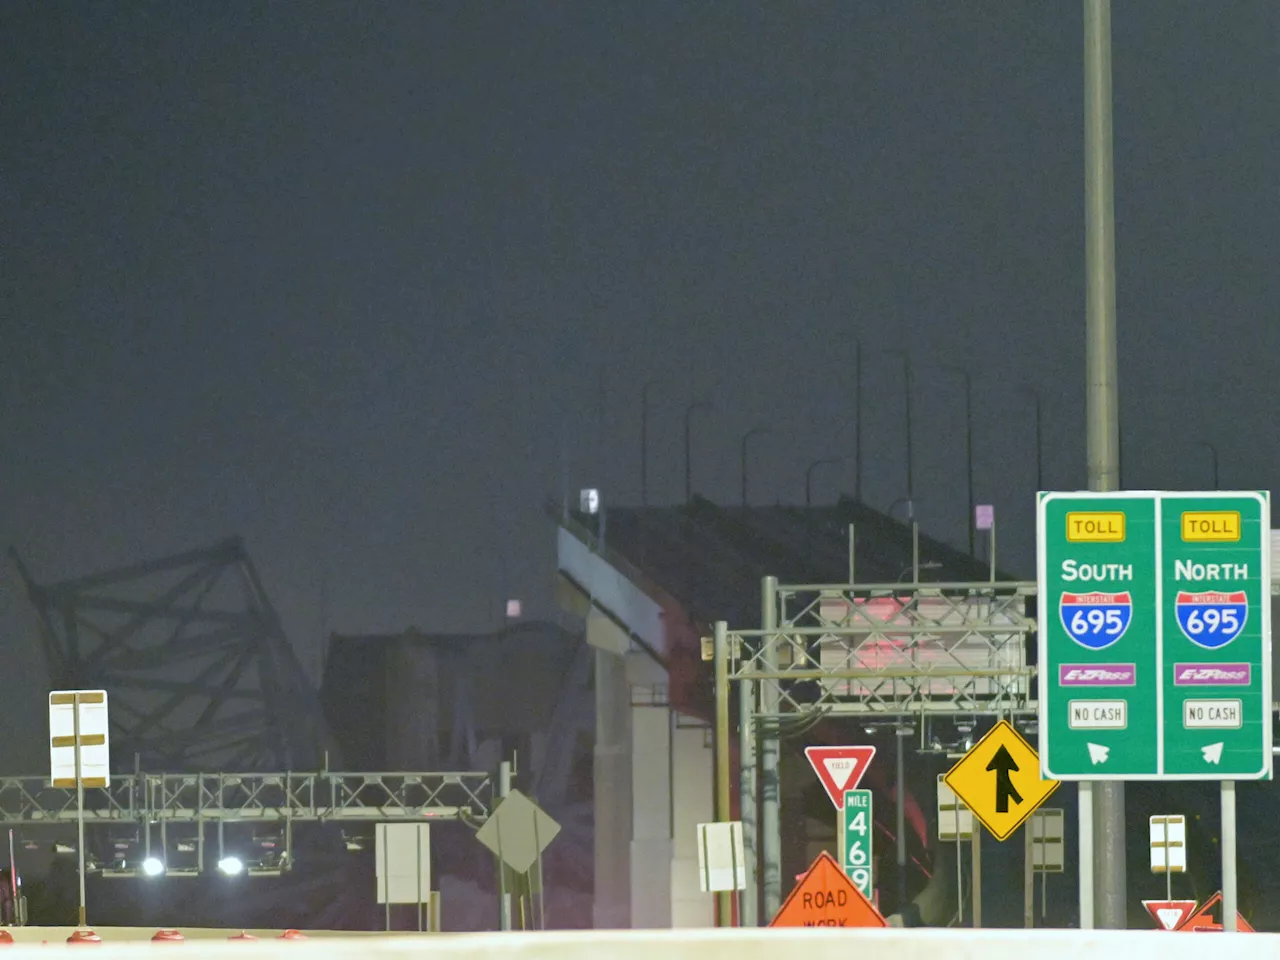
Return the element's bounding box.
[729,578,1038,724]
[10,538,334,772]
[0,771,493,825]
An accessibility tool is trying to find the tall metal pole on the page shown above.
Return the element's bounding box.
[498,760,512,931]
[641,378,664,506]
[1017,386,1045,491]
[854,337,864,502]
[713,621,733,926]
[884,350,914,517]
[895,728,907,909]
[738,674,758,926]
[1084,0,1124,931]
[759,576,781,917]
[1222,781,1237,931]
[945,366,975,555]
[1199,441,1220,490]
[684,401,712,505]
[741,427,769,507]
[73,694,86,929]
[1032,390,1044,491]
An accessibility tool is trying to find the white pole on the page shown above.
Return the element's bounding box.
[1222,782,1237,931]
[73,694,86,929]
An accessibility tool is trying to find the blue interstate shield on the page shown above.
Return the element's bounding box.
[1059,592,1132,650]
[1174,591,1248,650]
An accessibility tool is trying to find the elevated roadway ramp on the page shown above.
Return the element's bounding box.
[0,927,1269,956]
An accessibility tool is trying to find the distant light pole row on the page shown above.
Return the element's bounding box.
[639,364,1220,520]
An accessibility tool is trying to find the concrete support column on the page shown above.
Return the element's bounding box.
[593,646,633,929]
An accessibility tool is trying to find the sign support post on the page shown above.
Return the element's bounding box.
[1222,781,1237,932]
[72,696,86,929]
[49,690,109,931]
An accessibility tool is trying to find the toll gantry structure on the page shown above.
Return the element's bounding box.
[718,558,1036,925]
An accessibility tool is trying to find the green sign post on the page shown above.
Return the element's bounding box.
[1037,491,1271,780]
[839,789,873,900]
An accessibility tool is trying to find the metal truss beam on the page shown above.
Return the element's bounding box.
[727,580,1038,720]
[0,771,493,826]
[10,538,334,772]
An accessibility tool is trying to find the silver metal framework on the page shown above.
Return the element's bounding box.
[0,771,493,826]
[729,580,1038,721]
[723,575,1039,926]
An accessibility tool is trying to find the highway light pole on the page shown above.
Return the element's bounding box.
[944,365,975,556]
[883,349,914,519]
[741,426,770,506]
[1198,441,1220,490]
[804,457,844,508]
[1083,0,1124,931]
[684,400,712,505]
[1018,386,1044,491]
[640,378,666,506]
[854,336,864,502]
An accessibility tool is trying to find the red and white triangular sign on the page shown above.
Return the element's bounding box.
[805,745,876,809]
[1143,899,1198,931]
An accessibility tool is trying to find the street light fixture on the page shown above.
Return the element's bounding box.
[740,426,771,506]
[684,400,713,504]
[943,365,975,556]
[1016,386,1044,492]
[1198,441,1220,490]
[882,349,914,518]
[805,457,846,508]
[640,377,668,506]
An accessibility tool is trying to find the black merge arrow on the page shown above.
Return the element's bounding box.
[986,746,1023,813]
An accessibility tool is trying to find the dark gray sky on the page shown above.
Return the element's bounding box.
[3,2,1279,769]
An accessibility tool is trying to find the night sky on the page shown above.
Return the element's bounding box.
[3,2,1279,773]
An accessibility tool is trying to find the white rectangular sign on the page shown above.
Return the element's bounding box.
[936,775,974,840]
[48,690,110,788]
[1149,814,1186,873]
[1183,699,1242,729]
[1068,699,1127,729]
[696,821,746,893]
[1030,808,1065,872]
[375,823,431,904]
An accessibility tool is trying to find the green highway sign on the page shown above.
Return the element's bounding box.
[839,789,873,899]
[1037,491,1272,781]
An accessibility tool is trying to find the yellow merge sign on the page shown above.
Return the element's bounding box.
[942,720,1059,842]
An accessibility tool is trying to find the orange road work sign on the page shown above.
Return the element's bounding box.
[769,850,887,928]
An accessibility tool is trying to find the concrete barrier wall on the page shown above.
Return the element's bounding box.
[0,927,1273,955]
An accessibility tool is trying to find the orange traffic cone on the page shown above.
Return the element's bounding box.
[227,933,257,941]
[151,930,185,943]
[66,930,102,945]
[277,930,307,940]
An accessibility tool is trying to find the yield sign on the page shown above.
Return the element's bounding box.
[1142,899,1197,931]
[769,850,887,928]
[805,745,876,809]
